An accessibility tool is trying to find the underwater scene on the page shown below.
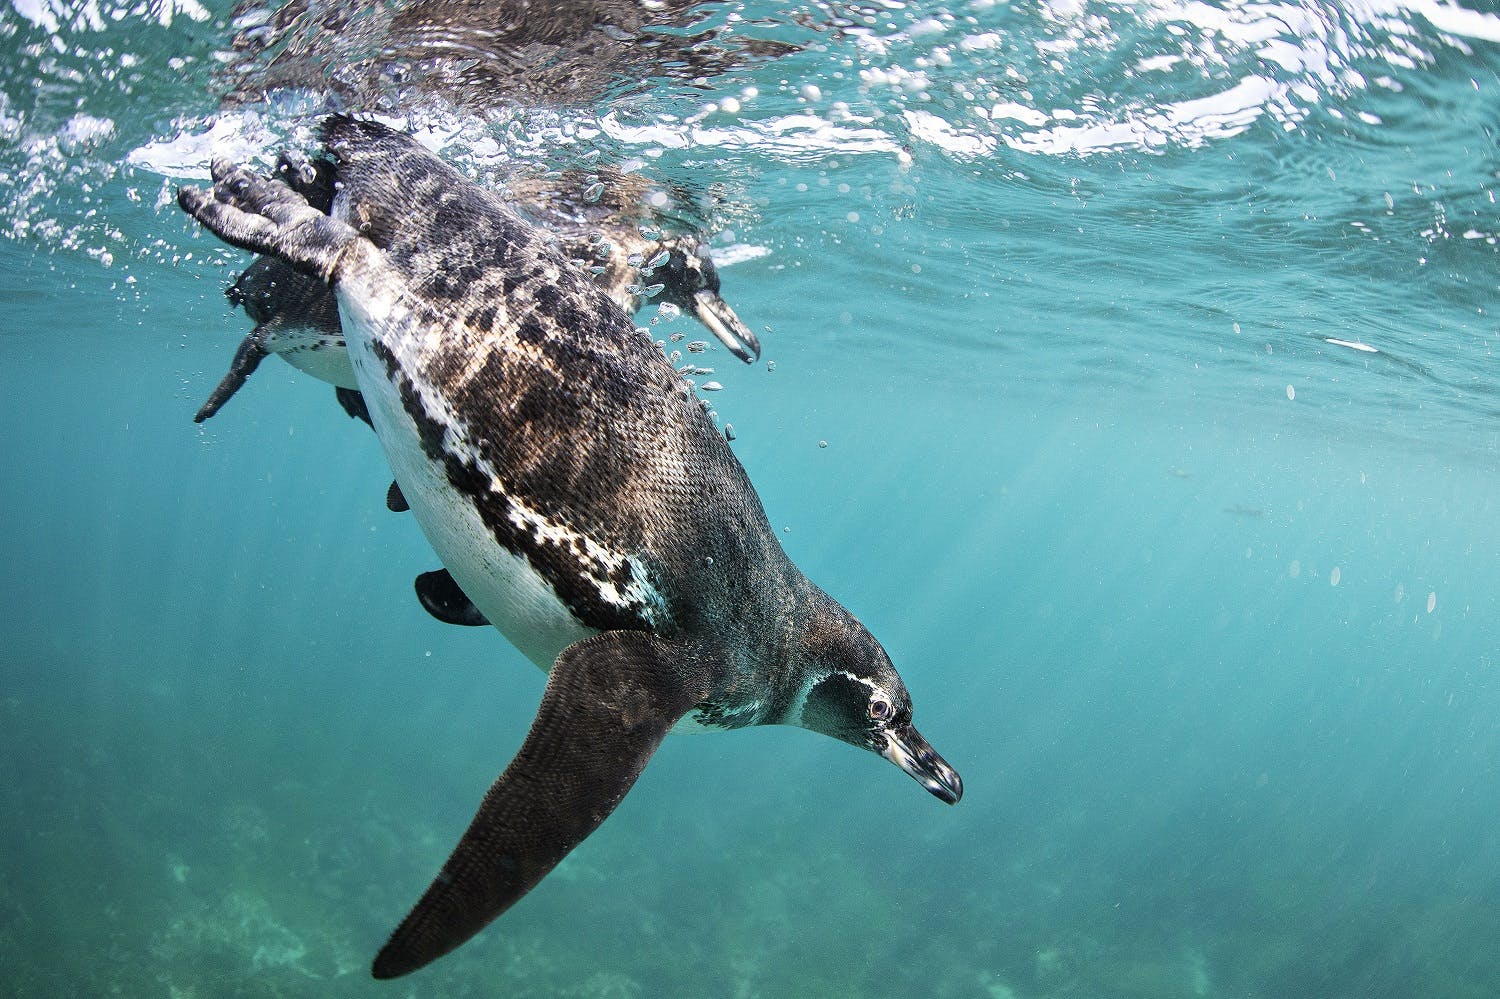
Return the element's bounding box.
[4,1,1500,996]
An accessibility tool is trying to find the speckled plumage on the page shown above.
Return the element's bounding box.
[195,158,757,422]
[177,116,960,980]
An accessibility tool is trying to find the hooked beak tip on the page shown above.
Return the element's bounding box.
[692,289,761,364]
[882,726,963,805]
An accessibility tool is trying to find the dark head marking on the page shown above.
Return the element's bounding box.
[787,596,962,804]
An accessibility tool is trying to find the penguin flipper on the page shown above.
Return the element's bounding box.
[194,331,269,423]
[371,631,710,979]
[414,569,487,627]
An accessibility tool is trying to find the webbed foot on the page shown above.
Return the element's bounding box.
[178,160,358,281]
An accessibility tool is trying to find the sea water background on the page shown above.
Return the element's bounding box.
[3,2,1500,996]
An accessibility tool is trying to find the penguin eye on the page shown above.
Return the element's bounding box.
[868,698,891,721]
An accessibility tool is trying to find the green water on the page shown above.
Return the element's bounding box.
[4,2,1500,996]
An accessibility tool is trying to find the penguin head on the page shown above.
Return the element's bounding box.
[652,237,761,364]
[789,602,963,805]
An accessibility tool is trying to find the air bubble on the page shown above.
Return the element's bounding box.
[701,381,723,392]
[583,182,605,203]
[818,440,828,449]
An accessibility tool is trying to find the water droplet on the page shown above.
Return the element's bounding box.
[1330,566,1341,587]
[818,440,828,449]
[638,222,662,240]
[1285,384,1296,401]
[641,283,664,299]
[583,182,605,203]
[766,360,777,372]
[644,249,670,272]
[1427,591,1437,613]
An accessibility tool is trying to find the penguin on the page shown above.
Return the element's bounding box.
[507,165,761,363]
[177,116,961,980]
[196,155,758,631]
[193,156,758,423]
[193,157,348,423]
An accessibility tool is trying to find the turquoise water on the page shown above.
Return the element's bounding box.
[4,2,1500,996]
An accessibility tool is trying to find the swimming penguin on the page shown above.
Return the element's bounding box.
[177,116,961,979]
[193,157,348,423]
[509,165,761,362]
[193,155,758,423]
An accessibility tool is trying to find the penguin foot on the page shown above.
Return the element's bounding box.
[386,480,409,513]
[335,386,374,428]
[415,569,489,627]
[177,160,358,282]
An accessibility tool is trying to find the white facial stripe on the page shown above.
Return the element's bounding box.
[788,670,886,728]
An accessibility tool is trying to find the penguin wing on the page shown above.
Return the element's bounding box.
[371,630,711,979]
[194,329,269,423]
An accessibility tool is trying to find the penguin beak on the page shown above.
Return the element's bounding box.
[880,724,963,804]
[692,289,761,364]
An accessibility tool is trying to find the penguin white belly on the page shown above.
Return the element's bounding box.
[338,290,598,671]
[272,331,359,389]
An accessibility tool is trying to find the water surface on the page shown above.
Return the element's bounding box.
[3,2,1499,996]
